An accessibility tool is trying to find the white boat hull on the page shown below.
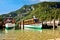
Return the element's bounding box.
[21,23,42,31]
[5,23,15,30]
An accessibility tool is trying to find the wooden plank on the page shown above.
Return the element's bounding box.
[53,19,55,31]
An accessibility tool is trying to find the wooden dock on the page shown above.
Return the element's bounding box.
[43,20,60,26]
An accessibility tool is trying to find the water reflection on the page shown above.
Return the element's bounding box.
[0,30,4,34]
[0,28,60,40]
[0,30,5,40]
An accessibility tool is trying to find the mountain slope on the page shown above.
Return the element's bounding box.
[23,2,60,21]
[1,2,60,22]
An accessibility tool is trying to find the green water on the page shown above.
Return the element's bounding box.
[0,27,60,40]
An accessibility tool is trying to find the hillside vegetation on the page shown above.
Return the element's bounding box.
[1,2,60,22]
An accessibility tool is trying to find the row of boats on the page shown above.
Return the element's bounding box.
[0,16,60,31]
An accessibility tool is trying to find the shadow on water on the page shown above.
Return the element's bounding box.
[0,29,4,34]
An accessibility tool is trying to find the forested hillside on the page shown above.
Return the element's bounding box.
[1,2,60,22]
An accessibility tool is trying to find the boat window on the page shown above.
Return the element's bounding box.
[34,19,39,23]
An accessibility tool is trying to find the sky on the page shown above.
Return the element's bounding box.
[0,0,60,15]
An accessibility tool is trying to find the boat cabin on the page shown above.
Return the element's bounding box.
[4,17,15,24]
[20,18,40,25]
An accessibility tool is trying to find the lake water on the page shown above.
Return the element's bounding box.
[0,27,60,40]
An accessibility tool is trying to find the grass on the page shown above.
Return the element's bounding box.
[0,28,60,40]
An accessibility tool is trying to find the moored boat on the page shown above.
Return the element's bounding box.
[4,17,15,30]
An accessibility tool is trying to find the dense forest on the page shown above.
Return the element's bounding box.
[0,2,60,22]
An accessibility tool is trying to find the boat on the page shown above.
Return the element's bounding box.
[4,17,15,30]
[20,18,42,31]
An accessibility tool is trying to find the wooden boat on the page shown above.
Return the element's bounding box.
[4,17,15,30]
[19,18,42,31]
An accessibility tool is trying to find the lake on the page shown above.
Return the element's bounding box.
[0,27,60,40]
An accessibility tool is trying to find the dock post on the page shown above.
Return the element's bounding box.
[23,20,24,30]
[19,22,21,29]
[58,18,60,26]
[53,19,55,31]
[42,20,43,27]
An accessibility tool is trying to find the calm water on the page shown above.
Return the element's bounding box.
[0,27,60,40]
